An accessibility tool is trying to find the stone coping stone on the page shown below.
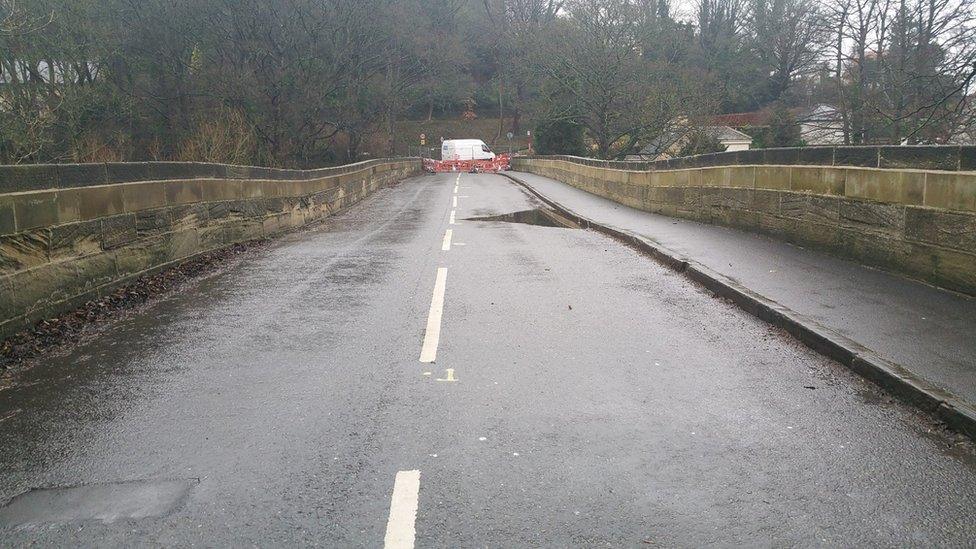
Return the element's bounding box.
[0,158,420,193]
[522,146,975,173]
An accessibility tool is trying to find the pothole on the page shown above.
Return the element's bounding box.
[465,208,580,229]
[0,478,198,526]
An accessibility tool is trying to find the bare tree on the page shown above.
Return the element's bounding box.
[538,0,717,158]
[747,0,829,101]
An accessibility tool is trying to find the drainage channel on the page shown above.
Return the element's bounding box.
[465,208,580,229]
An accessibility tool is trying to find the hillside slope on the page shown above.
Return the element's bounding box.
[393,118,532,156]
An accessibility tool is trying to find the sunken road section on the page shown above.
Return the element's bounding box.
[514,147,976,296]
[0,158,422,339]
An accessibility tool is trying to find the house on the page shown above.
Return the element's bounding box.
[797,104,846,145]
[627,125,753,161]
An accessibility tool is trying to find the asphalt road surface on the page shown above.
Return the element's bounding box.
[1,173,975,547]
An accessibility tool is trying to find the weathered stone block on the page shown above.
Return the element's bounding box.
[223,164,254,179]
[123,182,168,212]
[207,202,231,220]
[880,146,959,171]
[100,214,138,250]
[48,219,102,260]
[198,224,234,250]
[961,146,976,171]
[707,206,759,229]
[903,241,976,294]
[924,172,976,212]
[898,172,926,205]
[57,164,107,188]
[629,171,653,187]
[135,209,172,236]
[165,180,204,205]
[755,166,790,190]
[733,150,764,165]
[658,170,690,187]
[795,220,840,250]
[763,148,800,165]
[200,180,240,202]
[701,187,751,210]
[114,236,169,277]
[72,252,119,295]
[804,196,842,223]
[12,192,59,231]
[150,162,212,181]
[168,229,201,262]
[845,169,924,205]
[0,164,59,192]
[797,147,834,166]
[695,153,724,167]
[226,199,260,219]
[53,189,81,224]
[261,197,286,215]
[0,197,15,235]
[758,213,798,241]
[249,167,274,180]
[779,193,808,218]
[837,228,910,271]
[106,162,151,184]
[646,187,666,204]
[839,200,905,232]
[834,147,879,167]
[170,204,209,229]
[240,180,264,199]
[791,167,845,195]
[752,190,781,213]
[905,208,976,253]
[701,167,731,188]
[729,166,756,188]
[0,230,49,274]
[77,186,125,220]
[0,261,78,319]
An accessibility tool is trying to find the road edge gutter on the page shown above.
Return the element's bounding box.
[500,171,976,441]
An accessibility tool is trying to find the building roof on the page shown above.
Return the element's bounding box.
[708,126,754,142]
[637,125,753,157]
[710,111,770,127]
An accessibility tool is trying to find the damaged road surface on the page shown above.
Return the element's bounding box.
[1,173,975,546]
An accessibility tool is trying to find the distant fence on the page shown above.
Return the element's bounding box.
[0,157,423,339]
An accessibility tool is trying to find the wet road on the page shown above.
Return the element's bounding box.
[1,173,975,547]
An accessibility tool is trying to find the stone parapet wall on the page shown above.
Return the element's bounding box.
[0,158,422,337]
[513,156,976,295]
[530,145,976,172]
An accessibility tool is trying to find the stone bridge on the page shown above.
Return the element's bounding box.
[1,147,975,546]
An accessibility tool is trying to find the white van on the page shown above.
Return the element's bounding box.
[441,139,496,161]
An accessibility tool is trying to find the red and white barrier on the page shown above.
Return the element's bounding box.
[423,154,511,174]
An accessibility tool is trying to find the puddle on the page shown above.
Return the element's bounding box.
[466,208,579,229]
[0,478,198,526]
